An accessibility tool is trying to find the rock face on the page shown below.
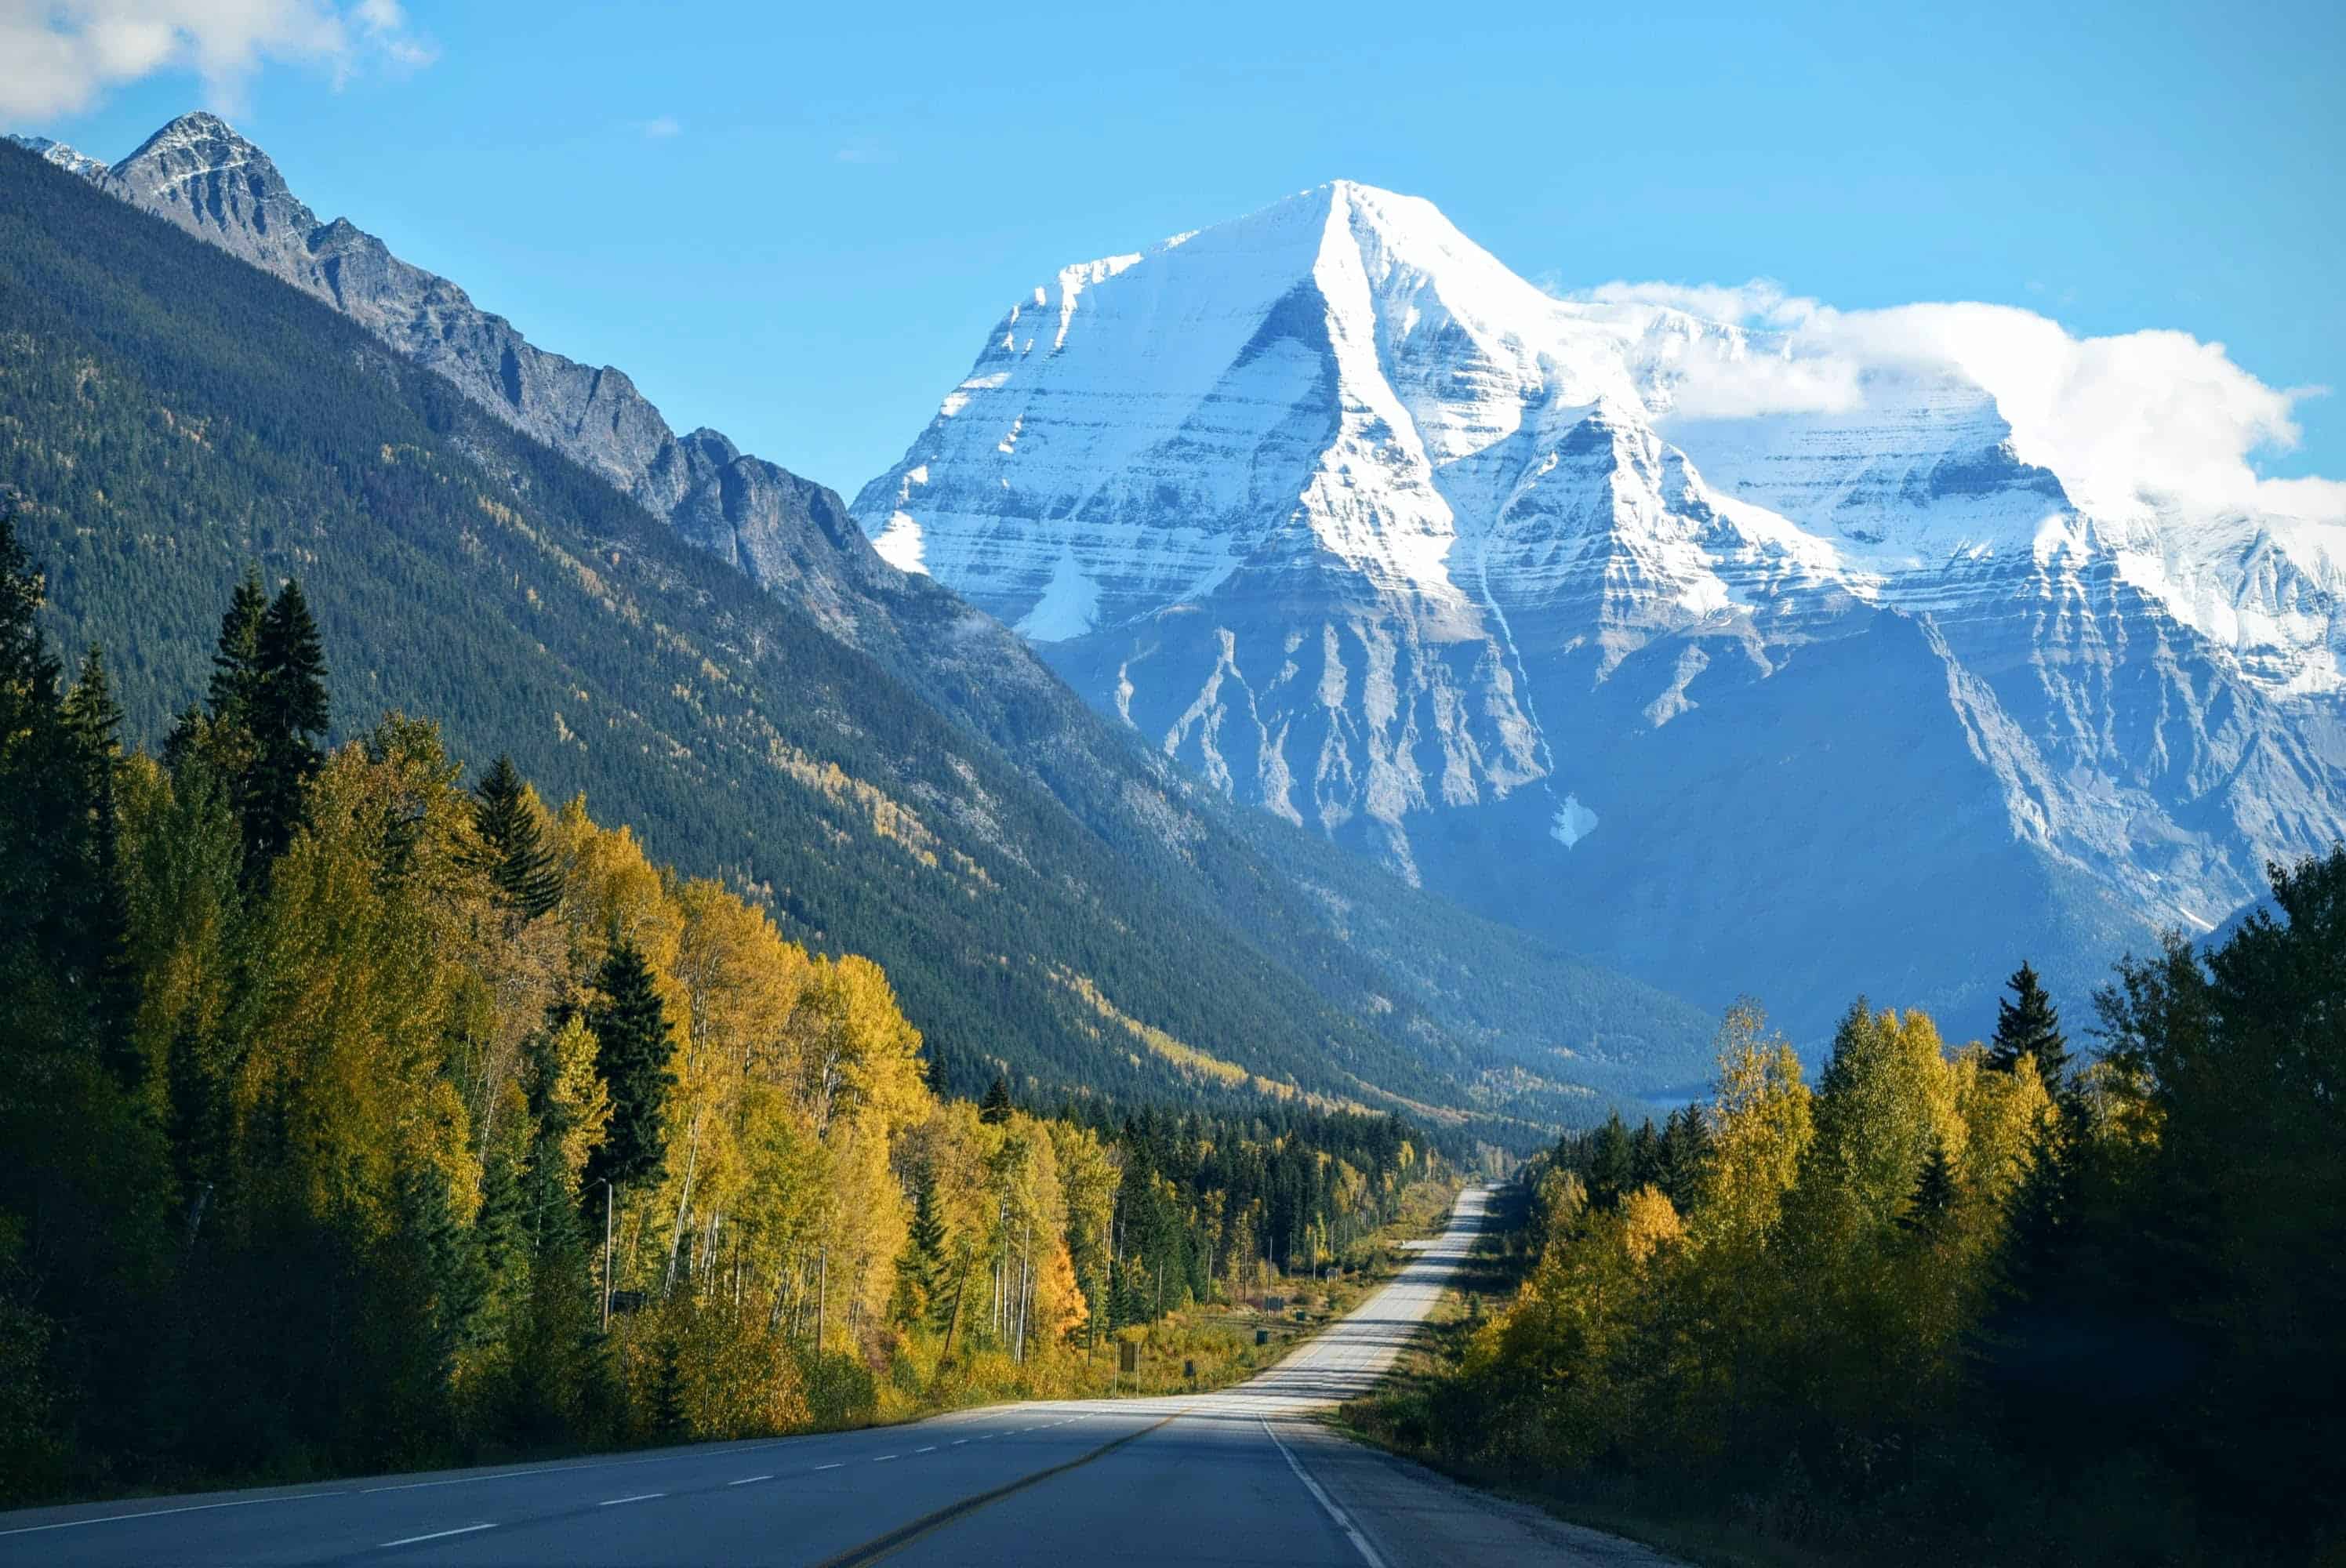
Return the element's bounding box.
[854,180,2346,1033]
[12,114,877,642]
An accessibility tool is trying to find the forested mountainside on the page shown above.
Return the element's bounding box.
[0,535,1445,1497]
[13,115,1719,1112]
[0,140,1711,1135]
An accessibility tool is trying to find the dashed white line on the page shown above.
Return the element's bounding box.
[597,1493,664,1508]
[380,1523,496,1548]
[814,1463,843,1472]
[728,1475,773,1486]
[913,1446,937,1454]
[950,1439,969,1446]
[872,1455,899,1464]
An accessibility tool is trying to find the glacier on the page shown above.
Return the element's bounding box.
[852,180,2346,1036]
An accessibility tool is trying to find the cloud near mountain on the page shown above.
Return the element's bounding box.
[1580,277,2338,520]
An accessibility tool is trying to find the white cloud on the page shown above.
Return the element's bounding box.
[0,1,435,119]
[639,114,681,139]
[1583,276,2334,519]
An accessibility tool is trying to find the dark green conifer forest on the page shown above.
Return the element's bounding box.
[1360,917,2346,1565]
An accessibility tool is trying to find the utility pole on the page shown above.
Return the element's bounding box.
[817,1245,827,1354]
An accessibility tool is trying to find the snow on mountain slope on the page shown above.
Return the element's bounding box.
[855,180,2346,1036]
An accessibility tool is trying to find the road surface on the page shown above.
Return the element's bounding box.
[0,1188,1676,1566]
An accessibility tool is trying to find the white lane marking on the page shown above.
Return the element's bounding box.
[950,1439,969,1446]
[364,1466,565,1494]
[814,1462,843,1471]
[728,1475,773,1486]
[913,1446,937,1454]
[872,1455,898,1464]
[380,1523,496,1548]
[598,1492,665,1507]
[1262,1418,1389,1568]
[0,1490,352,1537]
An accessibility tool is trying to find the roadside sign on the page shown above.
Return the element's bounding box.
[1118,1340,1138,1374]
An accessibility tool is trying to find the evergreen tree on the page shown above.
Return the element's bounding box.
[979,1073,1014,1125]
[242,579,329,868]
[1998,1111,2075,1305]
[60,648,137,1086]
[204,567,268,732]
[1628,1117,1662,1191]
[583,940,676,1196]
[0,513,100,1062]
[892,1167,948,1327]
[1654,1105,1712,1214]
[1899,1135,1959,1241]
[1988,960,2069,1095]
[1586,1112,1633,1210]
[470,755,562,918]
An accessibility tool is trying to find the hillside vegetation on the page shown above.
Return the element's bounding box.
[1351,908,2346,1566]
[0,535,1445,1499]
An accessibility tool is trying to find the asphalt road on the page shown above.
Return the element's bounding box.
[0,1189,1677,1566]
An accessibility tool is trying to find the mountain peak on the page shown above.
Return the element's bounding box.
[126,111,256,162]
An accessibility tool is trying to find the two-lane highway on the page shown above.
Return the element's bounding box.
[0,1189,1679,1566]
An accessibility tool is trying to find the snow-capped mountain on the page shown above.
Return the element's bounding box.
[855,180,2346,1033]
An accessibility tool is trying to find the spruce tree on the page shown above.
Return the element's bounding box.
[1655,1105,1712,1214]
[204,567,268,733]
[583,940,676,1196]
[61,647,137,1085]
[470,756,562,918]
[892,1167,948,1326]
[1586,1112,1633,1210]
[979,1073,1014,1125]
[243,579,329,868]
[1899,1136,1959,1241]
[1988,960,2070,1095]
[1628,1117,1662,1192]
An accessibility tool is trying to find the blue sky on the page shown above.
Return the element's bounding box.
[7,0,2341,500]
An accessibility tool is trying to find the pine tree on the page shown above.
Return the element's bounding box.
[979,1073,1013,1125]
[1988,960,2070,1095]
[242,579,329,868]
[583,940,677,1195]
[470,755,562,918]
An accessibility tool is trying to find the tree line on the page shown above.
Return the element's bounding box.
[0,519,1439,1501]
[1377,899,2342,1564]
